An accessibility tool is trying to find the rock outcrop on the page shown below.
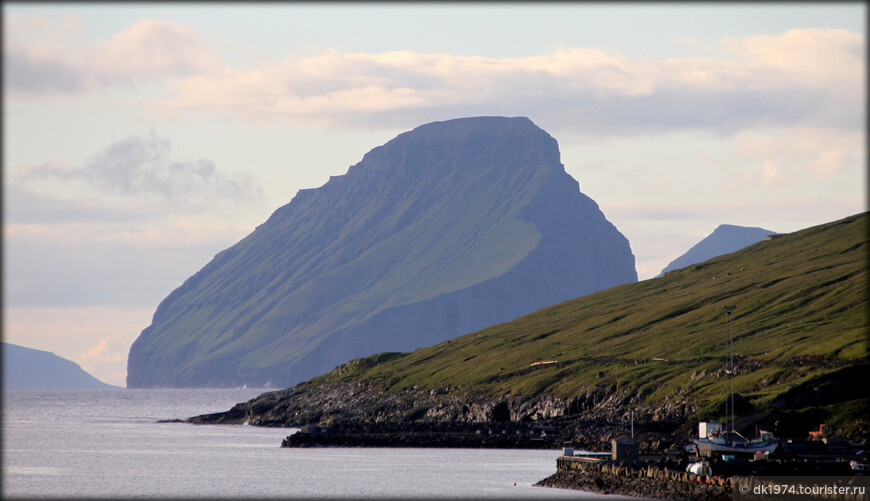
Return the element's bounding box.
[128,116,636,388]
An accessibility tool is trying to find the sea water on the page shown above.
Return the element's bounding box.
[2,389,616,499]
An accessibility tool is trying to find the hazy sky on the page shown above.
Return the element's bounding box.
[4,3,866,387]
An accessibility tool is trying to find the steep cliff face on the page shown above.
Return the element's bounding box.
[127,116,637,388]
[659,224,776,277]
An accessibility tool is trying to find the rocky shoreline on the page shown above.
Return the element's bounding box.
[281,428,559,448]
[186,363,867,452]
[184,378,865,500]
[188,380,691,453]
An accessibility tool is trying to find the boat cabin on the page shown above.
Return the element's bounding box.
[699,421,723,438]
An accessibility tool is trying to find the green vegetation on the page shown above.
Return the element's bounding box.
[316,213,868,422]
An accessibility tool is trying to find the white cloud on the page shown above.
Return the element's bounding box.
[4,16,220,98]
[101,19,221,79]
[733,28,864,85]
[79,339,125,365]
[160,28,863,134]
[806,150,848,179]
[5,17,863,135]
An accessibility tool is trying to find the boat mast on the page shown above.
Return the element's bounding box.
[723,305,736,437]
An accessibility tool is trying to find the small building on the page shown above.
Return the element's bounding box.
[611,435,639,462]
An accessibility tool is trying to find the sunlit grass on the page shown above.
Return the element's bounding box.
[314,213,868,422]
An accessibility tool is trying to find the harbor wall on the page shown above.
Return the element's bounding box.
[537,456,731,500]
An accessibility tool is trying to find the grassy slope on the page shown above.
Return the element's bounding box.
[316,213,868,420]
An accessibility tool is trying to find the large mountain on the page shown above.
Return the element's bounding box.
[3,343,119,390]
[659,224,776,276]
[127,116,637,388]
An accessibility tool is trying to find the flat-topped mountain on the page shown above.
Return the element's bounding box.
[3,343,119,390]
[659,224,776,276]
[127,116,637,388]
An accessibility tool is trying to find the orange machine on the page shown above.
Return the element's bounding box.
[808,424,833,440]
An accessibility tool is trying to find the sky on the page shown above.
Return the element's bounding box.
[3,3,866,387]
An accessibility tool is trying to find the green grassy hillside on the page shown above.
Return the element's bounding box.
[316,213,868,426]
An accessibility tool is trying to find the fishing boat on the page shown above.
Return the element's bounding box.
[693,421,779,455]
[691,305,779,456]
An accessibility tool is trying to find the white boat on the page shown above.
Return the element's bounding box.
[691,306,779,456]
[693,423,779,455]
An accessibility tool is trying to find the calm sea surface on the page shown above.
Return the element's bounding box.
[2,389,615,499]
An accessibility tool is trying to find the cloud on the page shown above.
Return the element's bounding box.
[5,17,862,135]
[806,150,847,179]
[160,28,863,134]
[733,28,864,84]
[4,16,220,98]
[6,130,261,310]
[77,339,127,386]
[100,18,221,79]
[25,130,261,206]
[79,339,122,362]
[730,127,864,188]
